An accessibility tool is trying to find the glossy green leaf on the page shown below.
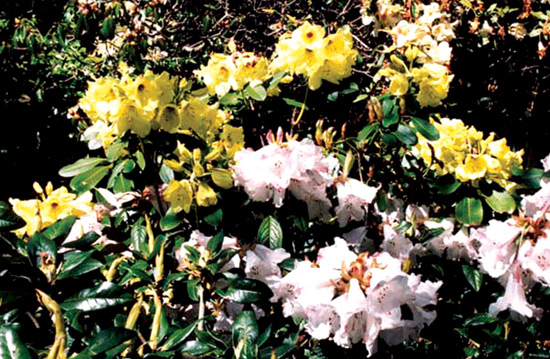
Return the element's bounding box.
[70,166,110,193]
[112,174,134,193]
[357,123,379,143]
[455,197,483,226]
[159,164,175,184]
[394,124,418,146]
[62,232,100,249]
[135,151,146,170]
[88,327,135,355]
[436,175,461,195]
[206,231,224,258]
[57,251,102,280]
[382,99,399,127]
[58,157,107,177]
[180,340,218,357]
[41,216,77,241]
[462,264,483,292]
[233,309,259,359]
[204,208,223,228]
[187,278,200,301]
[257,216,283,249]
[485,190,516,214]
[161,320,199,351]
[0,202,24,231]
[245,85,267,101]
[411,117,440,141]
[282,98,308,110]
[0,325,32,359]
[61,282,130,312]
[464,313,497,326]
[119,261,153,285]
[222,278,273,304]
[27,234,57,268]
[160,210,182,231]
[131,223,149,257]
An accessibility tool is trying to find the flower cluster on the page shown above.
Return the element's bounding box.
[163,125,243,212]
[9,182,93,238]
[194,47,272,98]
[232,134,339,219]
[276,238,441,356]
[413,118,524,189]
[375,2,455,107]
[270,21,358,90]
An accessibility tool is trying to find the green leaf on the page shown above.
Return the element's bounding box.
[283,98,309,110]
[70,166,110,193]
[464,313,497,326]
[462,264,483,292]
[257,216,283,249]
[436,175,461,195]
[410,117,440,141]
[160,209,182,231]
[61,282,130,312]
[0,325,32,359]
[27,234,57,268]
[88,328,135,355]
[100,17,115,39]
[58,158,107,177]
[106,141,127,162]
[0,202,25,231]
[353,94,369,103]
[204,208,223,228]
[41,216,77,241]
[455,197,483,226]
[485,190,516,214]
[232,309,259,359]
[207,232,224,258]
[187,278,200,301]
[180,340,218,357]
[245,85,267,101]
[382,99,399,127]
[62,232,100,249]
[56,251,102,280]
[356,123,379,143]
[131,224,149,257]
[135,151,146,170]
[381,133,398,146]
[159,164,175,184]
[119,261,153,285]
[222,278,273,304]
[521,168,545,189]
[112,174,134,193]
[394,124,418,146]
[161,320,199,351]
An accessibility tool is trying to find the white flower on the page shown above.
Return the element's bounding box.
[335,178,378,227]
[244,244,290,300]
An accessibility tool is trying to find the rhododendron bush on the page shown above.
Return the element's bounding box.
[3,1,550,358]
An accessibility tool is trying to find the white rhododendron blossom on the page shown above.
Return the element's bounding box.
[276,238,441,356]
[232,137,338,219]
[244,244,291,300]
[335,178,378,227]
[467,180,550,320]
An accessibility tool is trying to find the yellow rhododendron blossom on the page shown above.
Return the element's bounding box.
[157,104,181,133]
[164,180,193,214]
[196,182,218,207]
[220,125,245,158]
[414,118,523,190]
[270,22,358,90]
[9,182,93,238]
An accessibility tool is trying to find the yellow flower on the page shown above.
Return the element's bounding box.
[157,104,181,133]
[9,198,41,238]
[220,125,244,158]
[164,180,193,213]
[455,155,487,181]
[196,182,218,207]
[389,72,409,96]
[111,100,152,137]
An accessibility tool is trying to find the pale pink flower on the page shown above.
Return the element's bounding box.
[335,178,378,227]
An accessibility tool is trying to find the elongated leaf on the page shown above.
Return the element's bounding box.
[187,278,200,301]
[62,232,100,249]
[282,98,308,109]
[88,328,135,355]
[58,158,107,177]
[257,216,283,249]
[394,124,418,146]
[61,297,131,312]
[160,210,182,231]
[485,190,516,214]
[0,325,32,359]
[455,197,483,226]
[27,234,57,268]
[131,224,149,257]
[357,123,379,143]
[245,85,267,101]
[207,232,224,258]
[180,340,218,357]
[464,313,496,326]
[232,310,259,352]
[436,175,461,195]
[462,264,483,292]
[382,99,399,127]
[57,252,102,280]
[161,320,199,351]
[41,216,77,241]
[70,166,110,193]
[222,278,273,304]
[112,174,134,193]
[0,202,24,231]
[204,208,223,228]
[411,117,440,141]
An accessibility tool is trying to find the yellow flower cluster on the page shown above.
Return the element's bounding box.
[414,118,524,190]
[194,49,272,97]
[375,2,455,107]
[164,125,244,212]
[270,21,358,90]
[79,66,232,151]
[9,182,93,238]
